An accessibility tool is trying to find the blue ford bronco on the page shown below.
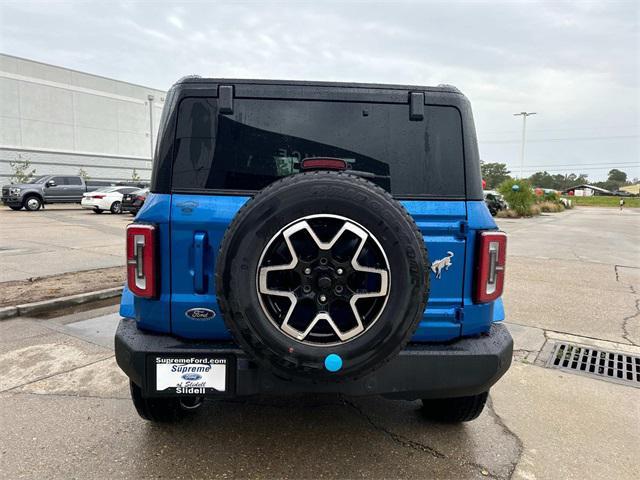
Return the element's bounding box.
[115,78,512,423]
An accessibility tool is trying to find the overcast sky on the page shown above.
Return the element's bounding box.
[1,0,638,181]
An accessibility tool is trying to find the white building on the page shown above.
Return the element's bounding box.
[563,184,613,196]
[0,54,166,184]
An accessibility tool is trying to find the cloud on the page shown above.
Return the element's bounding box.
[167,15,183,30]
[0,0,638,180]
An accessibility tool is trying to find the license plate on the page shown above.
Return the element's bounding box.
[153,356,229,395]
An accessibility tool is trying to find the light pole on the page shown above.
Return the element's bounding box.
[513,112,536,178]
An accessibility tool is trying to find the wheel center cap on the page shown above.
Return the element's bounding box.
[317,276,332,290]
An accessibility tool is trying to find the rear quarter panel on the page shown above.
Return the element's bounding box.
[128,193,172,333]
[460,200,501,336]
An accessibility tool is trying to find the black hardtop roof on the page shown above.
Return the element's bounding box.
[151,76,482,200]
[173,76,463,95]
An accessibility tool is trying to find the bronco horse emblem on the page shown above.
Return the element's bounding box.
[431,251,454,279]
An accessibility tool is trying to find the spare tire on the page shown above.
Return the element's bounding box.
[215,171,429,381]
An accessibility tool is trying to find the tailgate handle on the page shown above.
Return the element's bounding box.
[193,232,207,293]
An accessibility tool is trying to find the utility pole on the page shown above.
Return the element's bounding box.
[147,95,155,158]
[513,112,536,178]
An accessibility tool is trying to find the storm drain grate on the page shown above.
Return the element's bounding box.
[546,342,639,387]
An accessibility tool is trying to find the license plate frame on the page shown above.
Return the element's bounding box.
[146,354,235,397]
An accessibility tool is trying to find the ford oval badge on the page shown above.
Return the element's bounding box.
[182,373,202,381]
[185,308,216,320]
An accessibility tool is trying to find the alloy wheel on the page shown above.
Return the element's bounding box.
[256,214,390,346]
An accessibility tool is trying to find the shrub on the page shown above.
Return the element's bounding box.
[498,179,535,216]
[9,154,37,184]
[539,201,564,213]
[78,167,90,182]
[496,206,541,218]
[496,209,519,218]
[529,204,541,216]
[543,191,560,202]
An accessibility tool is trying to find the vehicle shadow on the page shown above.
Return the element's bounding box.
[132,394,516,479]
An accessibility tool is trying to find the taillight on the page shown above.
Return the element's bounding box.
[474,231,507,303]
[136,195,145,201]
[126,224,157,298]
[93,194,105,199]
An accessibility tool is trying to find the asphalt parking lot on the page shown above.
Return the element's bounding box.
[1,207,639,479]
[0,205,128,282]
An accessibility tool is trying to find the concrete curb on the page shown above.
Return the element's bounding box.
[0,286,123,320]
[0,306,19,320]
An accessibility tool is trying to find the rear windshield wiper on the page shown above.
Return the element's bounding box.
[346,170,391,180]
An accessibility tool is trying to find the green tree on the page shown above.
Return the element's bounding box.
[78,168,90,182]
[591,170,628,192]
[528,171,555,189]
[607,169,627,184]
[131,169,141,182]
[9,155,37,184]
[498,178,535,216]
[481,162,511,189]
[545,173,588,191]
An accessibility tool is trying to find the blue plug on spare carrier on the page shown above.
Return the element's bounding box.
[114,77,513,424]
[324,354,343,372]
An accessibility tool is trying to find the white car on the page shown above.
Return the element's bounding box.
[81,186,140,214]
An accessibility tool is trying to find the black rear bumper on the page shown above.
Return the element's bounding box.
[115,318,512,400]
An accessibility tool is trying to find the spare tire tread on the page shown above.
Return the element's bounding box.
[215,171,429,382]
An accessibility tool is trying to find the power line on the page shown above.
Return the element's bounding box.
[480,125,639,135]
[483,161,639,169]
[480,134,639,144]
[516,161,639,168]
[518,166,640,172]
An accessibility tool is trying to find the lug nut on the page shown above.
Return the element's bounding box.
[304,267,311,275]
[319,295,327,303]
[337,268,344,275]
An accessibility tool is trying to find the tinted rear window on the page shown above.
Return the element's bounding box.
[172,98,464,197]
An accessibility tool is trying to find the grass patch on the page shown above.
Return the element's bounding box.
[562,196,640,208]
[0,266,125,307]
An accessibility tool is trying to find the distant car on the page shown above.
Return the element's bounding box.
[612,191,632,197]
[2,175,104,211]
[483,190,508,216]
[122,188,149,215]
[81,186,140,214]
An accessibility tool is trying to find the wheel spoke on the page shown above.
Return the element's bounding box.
[288,312,365,342]
[257,222,305,330]
[348,230,389,330]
